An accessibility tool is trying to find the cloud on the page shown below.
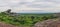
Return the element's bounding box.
[0,0,60,13]
[26,0,57,8]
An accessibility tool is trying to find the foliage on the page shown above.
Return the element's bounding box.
[0,12,57,27]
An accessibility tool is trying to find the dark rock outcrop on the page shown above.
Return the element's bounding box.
[4,9,19,16]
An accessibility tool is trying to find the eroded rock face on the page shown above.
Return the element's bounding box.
[34,19,60,27]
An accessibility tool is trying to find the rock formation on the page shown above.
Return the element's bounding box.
[54,13,60,18]
[4,9,19,16]
[0,22,18,27]
[33,19,60,27]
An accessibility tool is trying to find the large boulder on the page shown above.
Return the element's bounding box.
[34,19,60,27]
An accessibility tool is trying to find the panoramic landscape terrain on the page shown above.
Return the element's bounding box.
[0,9,59,27]
[0,0,60,27]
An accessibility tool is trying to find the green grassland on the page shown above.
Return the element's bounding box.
[0,12,57,27]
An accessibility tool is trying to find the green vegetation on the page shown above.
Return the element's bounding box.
[0,12,57,27]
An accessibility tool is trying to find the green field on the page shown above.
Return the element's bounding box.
[0,12,57,27]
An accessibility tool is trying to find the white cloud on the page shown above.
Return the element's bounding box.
[0,0,60,13]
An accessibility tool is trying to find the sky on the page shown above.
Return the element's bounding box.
[0,0,60,13]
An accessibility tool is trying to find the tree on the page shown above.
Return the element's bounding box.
[31,16,35,21]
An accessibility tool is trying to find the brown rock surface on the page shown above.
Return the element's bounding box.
[34,19,60,27]
[0,22,18,27]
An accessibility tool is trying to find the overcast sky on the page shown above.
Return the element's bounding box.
[0,0,60,13]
